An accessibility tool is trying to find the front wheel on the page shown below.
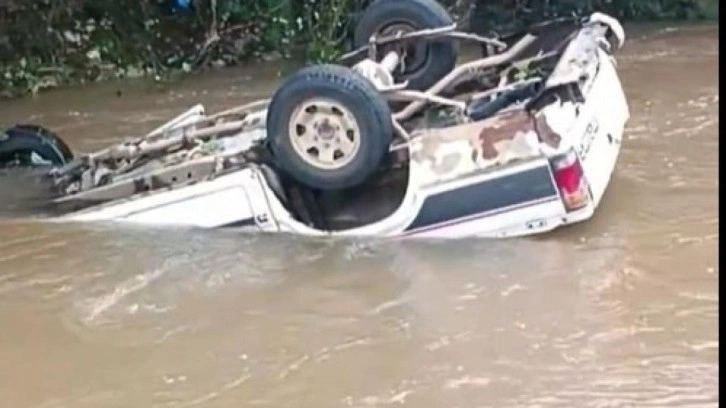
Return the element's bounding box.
[266,64,393,191]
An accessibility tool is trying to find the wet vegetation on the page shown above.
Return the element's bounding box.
[0,0,718,98]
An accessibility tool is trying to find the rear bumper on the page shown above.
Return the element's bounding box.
[485,201,596,238]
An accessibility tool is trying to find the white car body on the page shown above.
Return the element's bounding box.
[51,17,629,239]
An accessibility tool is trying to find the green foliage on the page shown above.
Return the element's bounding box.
[0,0,718,98]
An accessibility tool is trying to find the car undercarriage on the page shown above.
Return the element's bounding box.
[0,0,626,229]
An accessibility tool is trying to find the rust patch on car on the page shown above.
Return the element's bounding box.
[408,108,554,180]
[473,110,535,161]
[533,112,562,148]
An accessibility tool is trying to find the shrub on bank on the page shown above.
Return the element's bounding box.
[0,0,718,98]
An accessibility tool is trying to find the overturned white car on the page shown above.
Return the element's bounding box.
[0,0,629,239]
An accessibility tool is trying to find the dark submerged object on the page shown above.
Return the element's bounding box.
[0,125,73,169]
[0,125,73,215]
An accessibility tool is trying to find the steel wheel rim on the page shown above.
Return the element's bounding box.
[378,21,428,74]
[288,98,362,170]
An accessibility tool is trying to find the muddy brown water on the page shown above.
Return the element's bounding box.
[0,24,719,407]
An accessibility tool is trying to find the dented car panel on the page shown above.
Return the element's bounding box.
[408,110,545,186]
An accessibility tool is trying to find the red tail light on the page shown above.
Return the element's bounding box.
[551,150,590,211]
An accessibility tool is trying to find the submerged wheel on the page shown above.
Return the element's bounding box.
[353,0,458,91]
[0,124,73,168]
[266,64,393,191]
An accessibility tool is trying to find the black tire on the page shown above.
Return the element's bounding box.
[0,124,73,168]
[266,64,393,191]
[353,0,458,91]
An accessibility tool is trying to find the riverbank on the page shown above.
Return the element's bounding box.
[0,0,718,100]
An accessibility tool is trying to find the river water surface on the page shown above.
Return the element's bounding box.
[0,24,719,407]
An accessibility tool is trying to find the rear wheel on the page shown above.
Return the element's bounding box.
[266,64,393,191]
[0,124,73,169]
[353,0,458,91]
